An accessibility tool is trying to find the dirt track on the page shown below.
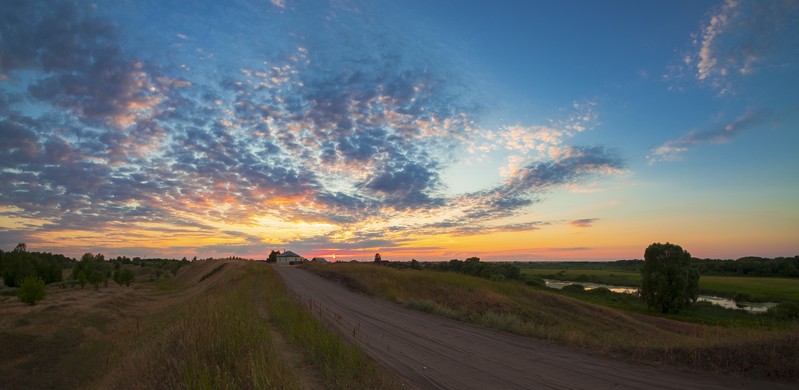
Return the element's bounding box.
[275,266,792,390]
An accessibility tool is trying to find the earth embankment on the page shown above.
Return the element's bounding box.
[275,266,793,390]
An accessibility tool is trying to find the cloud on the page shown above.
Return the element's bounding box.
[0,0,626,258]
[454,146,624,222]
[0,2,176,128]
[647,110,767,163]
[688,0,799,94]
[570,218,598,228]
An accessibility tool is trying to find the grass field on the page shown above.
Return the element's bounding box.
[0,260,397,389]
[522,268,799,302]
[307,262,799,382]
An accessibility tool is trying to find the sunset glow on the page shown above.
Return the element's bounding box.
[1,1,798,261]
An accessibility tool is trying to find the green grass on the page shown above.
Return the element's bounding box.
[523,268,642,289]
[307,262,799,381]
[699,276,799,302]
[522,268,799,302]
[262,265,396,390]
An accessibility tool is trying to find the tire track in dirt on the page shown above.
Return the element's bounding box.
[275,266,793,390]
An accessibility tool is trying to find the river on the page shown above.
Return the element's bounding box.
[544,280,778,313]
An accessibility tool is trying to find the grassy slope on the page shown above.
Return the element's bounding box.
[0,260,397,389]
[307,263,799,382]
[522,268,799,302]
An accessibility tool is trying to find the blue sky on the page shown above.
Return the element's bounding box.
[1,0,798,260]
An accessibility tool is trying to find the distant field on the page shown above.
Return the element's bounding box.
[522,268,799,302]
[522,268,642,286]
[700,276,799,302]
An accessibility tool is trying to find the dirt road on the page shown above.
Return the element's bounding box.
[275,266,792,390]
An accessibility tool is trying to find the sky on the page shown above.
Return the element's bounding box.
[1,0,798,261]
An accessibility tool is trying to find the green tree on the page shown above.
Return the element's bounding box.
[267,250,279,263]
[120,268,135,286]
[114,268,135,287]
[88,269,104,290]
[73,252,110,290]
[640,242,700,313]
[76,271,87,289]
[374,253,382,263]
[3,247,36,287]
[17,276,46,305]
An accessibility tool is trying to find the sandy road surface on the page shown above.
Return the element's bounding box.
[275,266,792,390]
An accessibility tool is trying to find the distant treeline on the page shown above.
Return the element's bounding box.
[0,243,73,287]
[519,256,799,278]
[0,243,194,288]
[426,257,522,281]
[691,256,799,277]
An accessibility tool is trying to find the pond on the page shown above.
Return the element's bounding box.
[544,280,778,313]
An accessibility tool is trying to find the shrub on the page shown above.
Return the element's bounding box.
[733,292,752,305]
[76,271,87,289]
[767,302,799,321]
[589,287,613,296]
[562,283,585,293]
[113,268,136,286]
[17,276,46,305]
[524,276,545,288]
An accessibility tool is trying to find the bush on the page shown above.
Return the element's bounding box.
[524,276,545,288]
[561,284,585,293]
[113,268,136,287]
[589,287,613,296]
[733,292,752,304]
[17,276,46,305]
[767,302,799,321]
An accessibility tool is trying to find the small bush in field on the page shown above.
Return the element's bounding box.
[767,302,799,320]
[561,283,585,293]
[17,276,46,305]
[589,287,613,296]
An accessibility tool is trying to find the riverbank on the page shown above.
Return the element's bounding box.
[521,268,799,303]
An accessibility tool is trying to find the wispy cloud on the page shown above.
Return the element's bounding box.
[679,0,799,94]
[570,218,598,228]
[647,110,767,164]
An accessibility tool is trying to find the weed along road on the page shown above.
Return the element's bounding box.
[274,266,794,390]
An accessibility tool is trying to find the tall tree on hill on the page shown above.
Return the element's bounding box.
[640,242,700,313]
[374,253,382,263]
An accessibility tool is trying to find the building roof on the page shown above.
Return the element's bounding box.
[277,251,301,257]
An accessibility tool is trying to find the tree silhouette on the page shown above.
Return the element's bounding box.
[267,250,279,263]
[640,242,700,313]
[374,253,382,263]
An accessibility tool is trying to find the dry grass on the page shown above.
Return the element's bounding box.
[307,262,799,381]
[101,261,295,389]
[0,260,398,389]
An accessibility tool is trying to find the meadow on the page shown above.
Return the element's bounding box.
[0,260,397,389]
[521,268,799,302]
[305,262,799,382]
